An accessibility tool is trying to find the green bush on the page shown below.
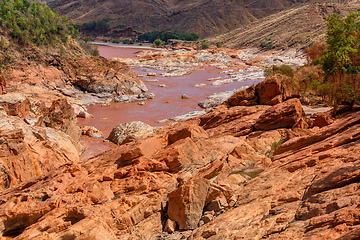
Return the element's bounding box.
[153,38,164,47]
[216,42,223,48]
[138,30,199,43]
[259,38,275,50]
[123,39,134,44]
[201,41,209,49]
[83,36,90,43]
[117,23,127,29]
[111,38,120,43]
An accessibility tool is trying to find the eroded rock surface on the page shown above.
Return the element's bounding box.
[0,52,358,239]
[0,100,359,239]
[0,104,80,191]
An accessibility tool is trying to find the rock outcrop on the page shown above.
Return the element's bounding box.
[254,98,304,130]
[168,178,210,230]
[227,74,298,107]
[41,98,84,154]
[3,56,149,108]
[0,67,359,239]
[65,57,147,95]
[0,105,80,191]
[189,110,360,240]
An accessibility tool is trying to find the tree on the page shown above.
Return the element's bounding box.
[317,12,360,109]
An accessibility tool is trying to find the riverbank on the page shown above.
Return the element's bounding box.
[92,41,161,50]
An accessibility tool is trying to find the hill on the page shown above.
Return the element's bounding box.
[210,1,360,49]
[43,0,310,37]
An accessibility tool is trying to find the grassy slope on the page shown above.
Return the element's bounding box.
[210,1,360,49]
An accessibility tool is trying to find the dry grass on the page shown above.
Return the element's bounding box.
[209,2,360,49]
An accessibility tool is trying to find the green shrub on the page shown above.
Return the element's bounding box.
[111,38,120,43]
[138,30,199,43]
[201,41,209,49]
[153,38,164,47]
[216,42,223,48]
[83,36,90,43]
[314,13,360,108]
[117,23,127,29]
[259,38,276,50]
[123,39,134,44]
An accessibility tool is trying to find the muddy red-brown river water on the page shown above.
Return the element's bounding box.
[78,45,262,160]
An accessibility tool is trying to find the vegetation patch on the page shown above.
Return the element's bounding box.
[0,0,78,45]
[138,30,199,43]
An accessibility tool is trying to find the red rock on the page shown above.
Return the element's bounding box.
[195,161,224,180]
[313,112,334,127]
[189,111,360,240]
[254,98,304,130]
[168,178,210,230]
[71,104,93,119]
[167,124,208,145]
[292,117,309,129]
[153,137,216,173]
[0,74,5,94]
[81,126,104,138]
[199,105,268,137]
[255,76,284,105]
[42,98,84,154]
[226,85,257,106]
[0,96,31,118]
[120,135,166,161]
[205,196,228,212]
[0,129,39,190]
[66,57,147,94]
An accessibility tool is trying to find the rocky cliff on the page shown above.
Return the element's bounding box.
[0,76,358,239]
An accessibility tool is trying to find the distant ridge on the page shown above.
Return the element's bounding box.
[42,0,310,37]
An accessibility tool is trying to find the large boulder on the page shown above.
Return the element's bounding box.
[255,75,284,105]
[168,178,211,230]
[226,74,298,107]
[108,121,154,145]
[254,98,304,130]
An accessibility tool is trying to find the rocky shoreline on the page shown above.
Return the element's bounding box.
[1,46,358,240]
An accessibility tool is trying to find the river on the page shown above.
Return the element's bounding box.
[78,45,263,160]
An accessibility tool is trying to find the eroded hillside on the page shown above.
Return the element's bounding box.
[210,1,360,49]
[43,0,309,37]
